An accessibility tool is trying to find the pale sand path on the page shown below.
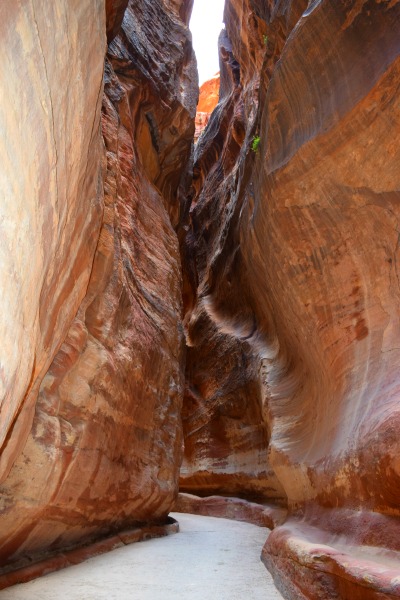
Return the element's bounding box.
[0,513,284,599]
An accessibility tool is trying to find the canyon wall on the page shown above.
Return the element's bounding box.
[181,0,400,597]
[194,74,220,142]
[0,0,196,575]
[2,0,400,597]
[0,0,105,492]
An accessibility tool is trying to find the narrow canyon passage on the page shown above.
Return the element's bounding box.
[0,514,283,600]
[1,1,400,599]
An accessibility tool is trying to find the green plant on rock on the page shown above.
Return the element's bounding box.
[263,34,268,45]
[251,135,261,153]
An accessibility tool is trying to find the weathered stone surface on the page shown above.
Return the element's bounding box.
[262,514,400,600]
[109,0,197,227]
[194,74,220,142]
[181,0,400,597]
[105,0,129,42]
[0,0,196,575]
[197,74,220,113]
[0,0,105,493]
[165,0,194,24]
[174,493,287,528]
[180,5,288,504]
[3,0,400,596]
[194,112,209,143]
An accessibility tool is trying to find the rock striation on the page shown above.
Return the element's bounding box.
[0,0,105,525]
[0,0,196,577]
[2,0,400,597]
[180,8,287,504]
[181,0,400,598]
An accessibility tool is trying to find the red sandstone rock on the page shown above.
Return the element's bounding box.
[3,0,400,596]
[195,111,210,143]
[197,74,220,113]
[263,514,400,600]
[180,13,286,505]
[181,0,400,597]
[173,492,287,528]
[194,74,220,142]
[0,0,196,577]
[105,0,129,42]
[0,0,105,495]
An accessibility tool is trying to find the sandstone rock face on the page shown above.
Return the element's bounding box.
[0,0,196,574]
[2,0,400,596]
[105,0,129,42]
[174,492,287,528]
[0,0,105,495]
[194,112,209,143]
[180,7,288,503]
[197,74,220,113]
[195,74,220,142]
[109,0,197,228]
[181,0,400,597]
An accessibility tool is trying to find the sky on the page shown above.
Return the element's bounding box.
[189,0,225,86]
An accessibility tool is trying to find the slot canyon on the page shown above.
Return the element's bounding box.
[0,0,400,598]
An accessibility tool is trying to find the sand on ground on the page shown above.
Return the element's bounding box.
[0,513,284,600]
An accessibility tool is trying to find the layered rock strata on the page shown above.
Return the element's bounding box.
[0,0,196,574]
[181,0,400,597]
[0,0,105,491]
[180,12,288,503]
[2,0,400,597]
[0,519,178,591]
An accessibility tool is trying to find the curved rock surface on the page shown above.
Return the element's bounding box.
[0,0,105,503]
[181,0,400,597]
[180,7,289,503]
[174,492,287,528]
[2,0,400,597]
[0,0,196,575]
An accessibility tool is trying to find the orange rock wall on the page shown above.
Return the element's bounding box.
[0,0,196,574]
[0,0,105,502]
[2,0,400,597]
[180,4,291,502]
[181,0,400,597]
[105,0,129,42]
[194,75,220,142]
[197,75,220,113]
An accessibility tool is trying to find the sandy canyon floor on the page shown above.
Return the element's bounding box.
[0,513,283,599]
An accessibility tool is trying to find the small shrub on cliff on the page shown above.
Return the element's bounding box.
[263,34,268,45]
[251,135,261,153]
